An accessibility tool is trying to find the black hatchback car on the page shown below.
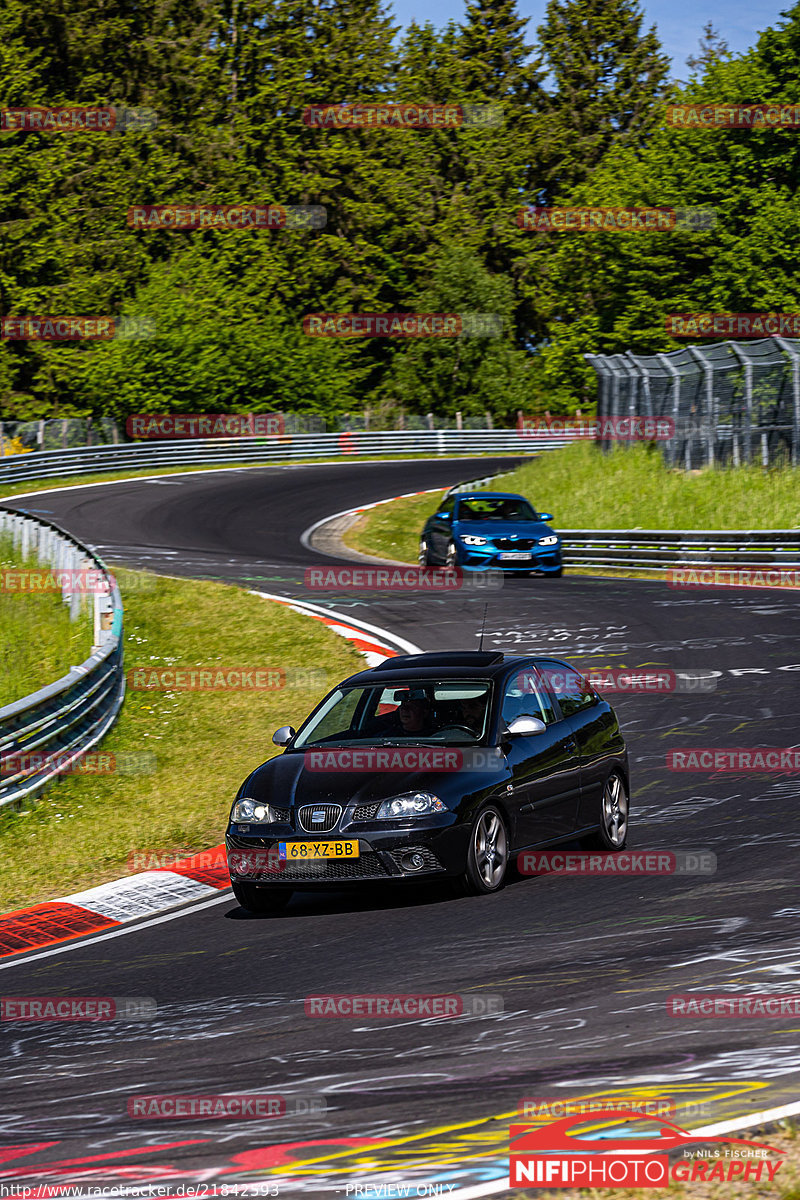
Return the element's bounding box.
[226,651,629,912]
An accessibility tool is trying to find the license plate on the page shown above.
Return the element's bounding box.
[499,551,532,561]
[278,840,360,860]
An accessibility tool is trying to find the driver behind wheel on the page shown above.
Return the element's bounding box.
[459,692,488,736]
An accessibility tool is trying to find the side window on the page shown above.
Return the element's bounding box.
[539,660,597,719]
[501,668,556,727]
[304,688,362,741]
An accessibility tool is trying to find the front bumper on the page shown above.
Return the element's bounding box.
[226,818,469,888]
[456,545,562,572]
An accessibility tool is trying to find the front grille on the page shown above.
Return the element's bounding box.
[492,538,537,551]
[278,853,388,881]
[386,845,446,874]
[352,802,381,821]
[297,803,342,833]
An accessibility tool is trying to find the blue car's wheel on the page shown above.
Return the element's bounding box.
[445,540,459,569]
[418,536,431,566]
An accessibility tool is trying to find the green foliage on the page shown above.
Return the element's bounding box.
[0,0,797,419]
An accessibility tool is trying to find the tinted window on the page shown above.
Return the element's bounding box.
[538,660,598,718]
[293,679,493,746]
[456,497,538,522]
[501,666,557,727]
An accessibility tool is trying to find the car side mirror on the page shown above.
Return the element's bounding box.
[506,715,547,736]
[436,511,450,519]
[539,512,554,522]
[272,725,296,746]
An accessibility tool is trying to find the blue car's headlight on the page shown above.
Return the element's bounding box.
[375,792,447,819]
[460,535,488,546]
[538,536,559,546]
[231,798,281,823]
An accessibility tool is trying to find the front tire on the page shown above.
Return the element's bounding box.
[462,806,509,895]
[580,773,628,850]
[231,881,293,914]
[418,537,431,566]
[445,541,459,570]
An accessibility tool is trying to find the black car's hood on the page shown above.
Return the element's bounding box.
[240,747,508,808]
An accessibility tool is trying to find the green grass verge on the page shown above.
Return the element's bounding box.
[503,441,800,529]
[342,443,800,573]
[0,534,94,707]
[0,567,363,913]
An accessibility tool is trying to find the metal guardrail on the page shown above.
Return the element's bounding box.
[561,529,800,572]
[0,509,124,807]
[0,429,574,487]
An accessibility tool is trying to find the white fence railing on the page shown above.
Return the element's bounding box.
[561,529,800,572]
[0,509,124,807]
[0,429,573,487]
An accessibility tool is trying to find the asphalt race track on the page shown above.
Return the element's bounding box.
[3,457,800,1196]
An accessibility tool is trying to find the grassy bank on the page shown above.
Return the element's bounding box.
[0,567,362,912]
[0,534,94,707]
[342,443,800,566]
[503,441,800,529]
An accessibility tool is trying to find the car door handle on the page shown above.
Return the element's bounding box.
[565,738,577,751]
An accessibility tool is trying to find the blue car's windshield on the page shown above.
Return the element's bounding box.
[292,680,493,748]
[456,498,538,521]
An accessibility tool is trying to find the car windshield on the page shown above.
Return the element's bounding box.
[456,498,538,522]
[292,680,493,748]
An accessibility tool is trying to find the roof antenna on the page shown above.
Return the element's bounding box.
[478,602,489,651]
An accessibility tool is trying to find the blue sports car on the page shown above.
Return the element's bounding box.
[419,491,563,575]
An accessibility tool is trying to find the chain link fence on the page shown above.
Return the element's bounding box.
[585,337,800,468]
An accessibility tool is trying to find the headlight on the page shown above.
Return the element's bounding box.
[231,798,281,823]
[375,792,447,819]
[538,535,559,546]
[460,535,488,546]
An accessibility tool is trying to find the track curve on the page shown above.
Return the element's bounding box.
[3,457,800,1195]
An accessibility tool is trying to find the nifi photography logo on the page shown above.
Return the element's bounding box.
[509,1109,784,1188]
